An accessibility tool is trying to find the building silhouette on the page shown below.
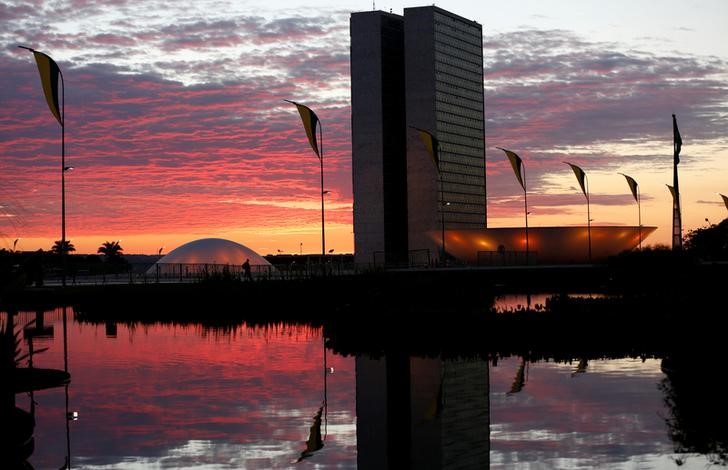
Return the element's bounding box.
[351,6,653,266]
[351,6,486,266]
[356,355,490,469]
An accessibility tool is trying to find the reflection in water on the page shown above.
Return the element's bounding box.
[295,406,324,463]
[660,353,728,466]
[3,303,728,469]
[507,358,526,395]
[20,312,357,469]
[356,355,490,469]
[2,307,72,469]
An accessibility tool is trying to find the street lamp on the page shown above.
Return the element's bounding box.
[441,201,450,263]
[286,100,326,259]
[565,162,591,263]
[20,46,67,285]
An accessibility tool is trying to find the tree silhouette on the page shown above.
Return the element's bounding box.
[684,218,728,260]
[51,240,75,255]
[98,241,123,261]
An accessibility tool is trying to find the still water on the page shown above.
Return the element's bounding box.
[6,308,725,469]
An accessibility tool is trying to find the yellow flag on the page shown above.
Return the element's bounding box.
[23,48,63,126]
[285,100,320,158]
[565,162,588,198]
[498,147,525,190]
[413,127,439,169]
[666,184,676,201]
[720,193,728,211]
[619,173,639,202]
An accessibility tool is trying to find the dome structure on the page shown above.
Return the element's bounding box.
[156,238,271,266]
[147,238,272,277]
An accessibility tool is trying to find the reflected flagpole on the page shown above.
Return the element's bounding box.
[20,46,67,285]
[285,100,325,259]
[565,162,591,263]
[619,173,641,249]
[497,148,529,264]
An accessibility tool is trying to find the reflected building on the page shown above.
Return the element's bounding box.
[356,355,490,469]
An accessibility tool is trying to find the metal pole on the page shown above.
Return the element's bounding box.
[586,175,592,263]
[319,123,325,260]
[61,70,66,287]
[637,187,642,250]
[672,153,682,250]
[523,164,529,265]
[323,333,328,439]
[439,148,445,263]
[62,305,68,372]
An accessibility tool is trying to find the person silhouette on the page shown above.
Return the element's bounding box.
[242,258,252,281]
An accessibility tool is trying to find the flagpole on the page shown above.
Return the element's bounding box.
[637,185,642,250]
[61,68,66,287]
[672,114,683,250]
[20,46,67,286]
[318,122,325,261]
[586,174,592,263]
[672,154,681,250]
[439,147,445,263]
[523,164,529,265]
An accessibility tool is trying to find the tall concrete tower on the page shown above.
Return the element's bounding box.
[351,6,485,265]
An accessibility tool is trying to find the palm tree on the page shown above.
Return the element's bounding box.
[51,240,75,255]
[98,241,123,261]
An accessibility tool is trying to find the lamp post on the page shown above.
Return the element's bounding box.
[412,127,445,263]
[497,148,530,265]
[619,173,641,249]
[20,46,67,285]
[565,162,591,263]
[285,100,325,259]
[441,200,450,263]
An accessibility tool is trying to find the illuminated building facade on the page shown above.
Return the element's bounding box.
[351,6,485,265]
[351,7,652,266]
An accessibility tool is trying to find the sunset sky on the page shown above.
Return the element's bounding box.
[1,0,726,255]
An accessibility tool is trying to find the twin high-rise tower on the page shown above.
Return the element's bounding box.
[351,6,486,265]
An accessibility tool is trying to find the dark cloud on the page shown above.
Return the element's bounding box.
[484,29,728,200]
[1,4,726,247]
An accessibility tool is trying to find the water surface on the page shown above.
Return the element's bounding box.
[5,308,724,469]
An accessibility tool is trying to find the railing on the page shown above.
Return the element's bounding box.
[39,260,361,286]
[477,250,538,267]
[371,249,431,269]
[25,249,540,286]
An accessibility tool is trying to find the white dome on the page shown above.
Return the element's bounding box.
[156,238,271,266]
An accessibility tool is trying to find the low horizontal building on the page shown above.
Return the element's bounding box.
[439,226,656,265]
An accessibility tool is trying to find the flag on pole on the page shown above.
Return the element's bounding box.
[619,173,639,202]
[285,100,320,158]
[666,184,676,201]
[565,162,588,198]
[21,47,63,126]
[498,147,525,190]
[413,127,439,169]
[672,114,682,165]
[720,193,728,211]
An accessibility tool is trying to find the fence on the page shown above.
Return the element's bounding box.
[41,259,359,286]
[477,250,537,267]
[371,249,431,269]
